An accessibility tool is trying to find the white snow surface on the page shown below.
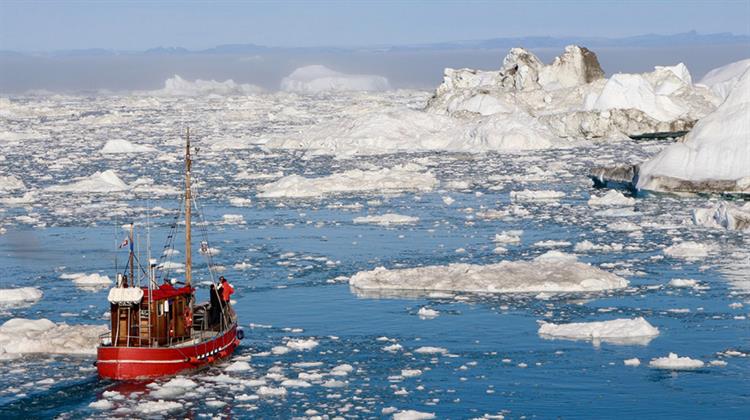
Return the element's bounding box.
[538,317,659,345]
[663,241,714,259]
[350,253,627,295]
[281,65,390,93]
[0,318,107,359]
[45,170,130,193]
[0,175,25,191]
[649,353,705,370]
[637,68,750,193]
[257,164,437,198]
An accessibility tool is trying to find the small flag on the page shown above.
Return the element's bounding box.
[118,238,129,249]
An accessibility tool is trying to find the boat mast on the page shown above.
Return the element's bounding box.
[184,128,192,287]
[128,223,134,286]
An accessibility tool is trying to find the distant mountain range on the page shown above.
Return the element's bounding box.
[2,31,748,57]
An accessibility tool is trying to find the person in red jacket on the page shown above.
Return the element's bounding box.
[218,276,234,303]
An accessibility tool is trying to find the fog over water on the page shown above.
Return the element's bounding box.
[2,44,749,93]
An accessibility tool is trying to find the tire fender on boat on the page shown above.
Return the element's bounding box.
[237,329,245,340]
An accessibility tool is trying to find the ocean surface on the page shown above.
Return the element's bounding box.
[0,91,748,419]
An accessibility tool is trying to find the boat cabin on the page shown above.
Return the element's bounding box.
[108,281,194,347]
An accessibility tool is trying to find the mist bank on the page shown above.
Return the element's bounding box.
[2,44,749,94]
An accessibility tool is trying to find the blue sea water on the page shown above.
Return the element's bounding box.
[0,92,748,419]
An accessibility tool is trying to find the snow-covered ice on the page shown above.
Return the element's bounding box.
[649,353,705,370]
[538,317,659,345]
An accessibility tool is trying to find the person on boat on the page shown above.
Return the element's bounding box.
[209,284,222,328]
[219,276,234,303]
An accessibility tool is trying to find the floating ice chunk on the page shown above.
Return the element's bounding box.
[693,201,750,231]
[353,214,420,226]
[0,175,25,191]
[149,377,198,399]
[46,170,130,193]
[351,254,627,296]
[257,164,437,198]
[271,346,290,355]
[493,230,522,244]
[60,272,112,288]
[538,317,659,345]
[393,409,436,420]
[587,190,635,207]
[88,400,114,410]
[699,58,750,101]
[414,346,448,355]
[229,197,253,207]
[0,287,42,308]
[649,353,704,370]
[281,379,312,388]
[136,400,183,414]
[225,361,252,372]
[533,240,571,248]
[154,74,263,96]
[669,279,698,288]
[417,307,439,319]
[637,68,750,193]
[442,196,455,206]
[285,338,319,351]
[0,318,107,359]
[221,214,246,225]
[510,190,565,201]
[101,139,156,154]
[383,343,403,352]
[663,241,714,259]
[281,65,390,93]
[624,358,641,366]
[400,369,422,378]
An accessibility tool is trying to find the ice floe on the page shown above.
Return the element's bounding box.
[587,190,635,207]
[281,65,390,93]
[45,170,130,193]
[350,252,627,296]
[60,272,112,288]
[663,241,714,259]
[353,213,419,226]
[100,139,157,154]
[538,317,659,345]
[649,353,704,370]
[693,201,750,231]
[0,287,43,308]
[257,164,437,198]
[0,318,107,359]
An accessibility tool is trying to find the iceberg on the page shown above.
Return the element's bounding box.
[281,65,390,93]
[154,75,263,96]
[698,58,750,101]
[0,287,43,308]
[693,201,750,231]
[637,68,750,193]
[649,353,704,370]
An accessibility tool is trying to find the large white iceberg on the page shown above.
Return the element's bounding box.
[538,317,659,345]
[154,75,263,96]
[281,65,390,93]
[698,58,750,101]
[349,253,628,296]
[257,164,437,198]
[637,67,750,193]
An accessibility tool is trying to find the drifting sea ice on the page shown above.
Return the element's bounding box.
[257,164,437,198]
[45,170,130,193]
[100,139,157,154]
[649,353,705,370]
[0,287,43,308]
[349,252,627,296]
[537,317,660,345]
[353,213,420,226]
[0,318,107,359]
[587,190,635,207]
[663,241,714,259]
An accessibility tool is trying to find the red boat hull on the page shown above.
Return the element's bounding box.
[97,325,239,380]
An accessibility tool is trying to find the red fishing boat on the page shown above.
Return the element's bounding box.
[97,129,241,380]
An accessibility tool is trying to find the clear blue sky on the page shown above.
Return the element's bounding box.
[1,0,749,51]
